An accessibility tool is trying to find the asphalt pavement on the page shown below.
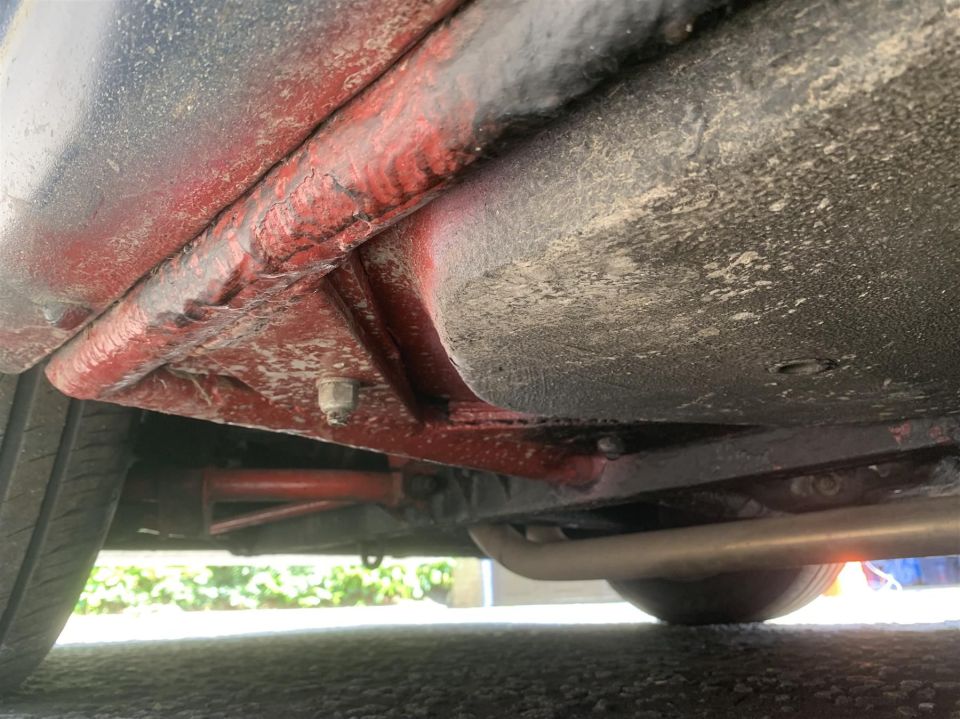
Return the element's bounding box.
[2,621,959,718]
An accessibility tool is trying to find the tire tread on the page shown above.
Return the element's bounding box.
[0,367,130,690]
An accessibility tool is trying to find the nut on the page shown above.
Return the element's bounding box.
[597,436,624,460]
[813,474,843,497]
[317,378,360,427]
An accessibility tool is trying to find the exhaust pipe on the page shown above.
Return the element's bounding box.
[469,496,960,581]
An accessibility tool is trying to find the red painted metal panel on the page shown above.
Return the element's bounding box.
[0,0,460,372]
[44,0,715,483]
[48,0,699,398]
[101,366,599,483]
[182,276,420,425]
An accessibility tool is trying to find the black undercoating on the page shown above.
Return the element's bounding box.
[409,0,960,425]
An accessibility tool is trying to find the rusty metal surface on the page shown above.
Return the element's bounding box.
[0,0,460,372]
[42,0,724,483]
[392,0,960,425]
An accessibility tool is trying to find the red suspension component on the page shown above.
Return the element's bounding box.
[207,501,344,537]
[202,469,403,506]
[123,467,405,538]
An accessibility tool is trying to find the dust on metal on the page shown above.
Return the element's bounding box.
[45,0,722,484]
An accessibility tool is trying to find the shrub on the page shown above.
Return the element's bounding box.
[75,560,455,614]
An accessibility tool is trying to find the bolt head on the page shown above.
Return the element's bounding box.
[597,436,624,459]
[813,474,842,497]
[789,476,814,497]
[317,378,360,427]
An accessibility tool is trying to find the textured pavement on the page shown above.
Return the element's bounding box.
[2,623,960,718]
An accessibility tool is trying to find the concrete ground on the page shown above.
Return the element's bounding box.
[0,588,956,718]
[53,586,960,645]
[3,620,959,718]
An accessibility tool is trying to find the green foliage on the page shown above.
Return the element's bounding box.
[75,560,455,615]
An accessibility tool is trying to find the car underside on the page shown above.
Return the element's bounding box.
[1,0,959,689]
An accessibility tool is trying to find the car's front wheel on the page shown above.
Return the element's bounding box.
[0,367,131,690]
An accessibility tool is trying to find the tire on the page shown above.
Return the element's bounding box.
[0,366,132,690]
[609,563,842,625]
